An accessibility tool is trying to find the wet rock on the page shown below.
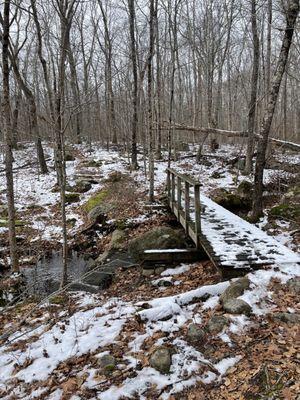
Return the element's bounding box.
[83,270,113,290]
[187,323,206,343]
[206,315,229,333]
[223,299,252,316]
[128,226,186,261]
[98,354,116,373]
[272,312,300,324]
[220,277,250,304]
[149,347,173,374]
[287,277,300,295]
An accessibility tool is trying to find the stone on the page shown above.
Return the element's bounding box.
[98,354,116,373]
[65,192,80,204]
[87,206,107,224]
[142,269,155,277]
[110,229,126,250]
[149,347,172,374]
[272,312,300,324]
[128,226,186,260]
[186,323,206,343]
[220,277,250,304]
[73,180,92,193]
[157,279,173,287]
[223,299,252,315]
[287,277,300,295]
[206,315,229,333]
[155,266,166,275]
[211,188,251,212]
[82,270,113,290]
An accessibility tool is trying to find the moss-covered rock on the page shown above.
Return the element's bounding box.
[211,188,251,212]
[0,219,26,227]
[237,180,253,197]
[128,226,186,260]
[84,190,109,213]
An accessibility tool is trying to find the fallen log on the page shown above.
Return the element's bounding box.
[160,122,300,152]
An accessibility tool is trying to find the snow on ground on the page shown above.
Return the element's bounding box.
[0,259,299,398]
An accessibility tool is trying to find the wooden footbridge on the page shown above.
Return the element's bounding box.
[166,168,300,270]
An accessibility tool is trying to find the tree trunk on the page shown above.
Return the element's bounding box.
[252,0,299,220]
[245,0,260,174]
[1,0,19,272]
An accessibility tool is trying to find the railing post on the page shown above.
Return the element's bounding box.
[185,181,190,233]
[167,169,171,203]
[171,172,175,211]
[177,176,181,215]
[194,184,201,248]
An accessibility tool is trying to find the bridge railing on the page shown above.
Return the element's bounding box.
[166,168,201,248]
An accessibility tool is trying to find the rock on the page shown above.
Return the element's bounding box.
[211,188,251,212]
[105,171,125,183]
[149,347,172,374]
[128,226,186,260]
[73,180,92,193]
[84,189,110,214]
[186,323,206,343]
[206,315,229,333]
[211,171,224,179]
[272,312,300,324]
[67,282,99,294]
[237,180,253,197]
[175,141,189,152]
[98,354,116,373]
[223,299,252,315]
[110,229,126,250]
[65,192,80,204]
[142,269,155,277]
[220,277,250,304]
[87,206,107,224]
[157,279,173,287]
[83,270,113,290]
[287,277,300,295]
[155,266,166,275]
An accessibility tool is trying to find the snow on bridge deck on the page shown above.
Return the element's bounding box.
[198,195,300,268]
[167,168,300,270]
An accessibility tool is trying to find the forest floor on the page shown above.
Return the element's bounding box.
[0,142,299,399]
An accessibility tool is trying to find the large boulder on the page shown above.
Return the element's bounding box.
[223,299,252,316]
[220,277,250,304]
[73,180,92,193]
[211,188,251,213]
[87,206,107,224]
[149,347,173,374]
[82,270,113,290]
[110,229,126,250]
[128,226,186,260]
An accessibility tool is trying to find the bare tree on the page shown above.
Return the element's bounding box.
[0,0,19,272]
[252,0,299,220]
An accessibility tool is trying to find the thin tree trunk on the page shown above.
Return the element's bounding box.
[245,0,260,174]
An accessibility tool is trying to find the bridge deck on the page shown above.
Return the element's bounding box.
[166,168,300,269]
[195,195,300,268]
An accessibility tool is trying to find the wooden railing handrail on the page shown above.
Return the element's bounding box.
[166,167,200,186]
[166,168,201,248]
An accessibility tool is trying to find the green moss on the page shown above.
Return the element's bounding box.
[0,219,26,227]
[84,189,109,213]
[269,204,300,220]
[49,294,66,305]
